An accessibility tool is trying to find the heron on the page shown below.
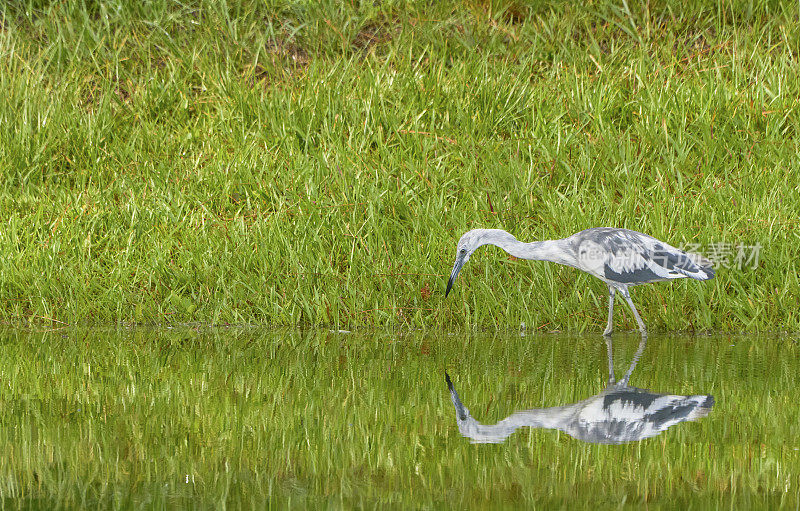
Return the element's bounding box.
[445,228,714,335]
[445,336,715,444]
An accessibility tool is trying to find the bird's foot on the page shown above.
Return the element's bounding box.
[602,327,613,337]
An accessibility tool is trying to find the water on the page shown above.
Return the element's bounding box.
[0,328,797,508]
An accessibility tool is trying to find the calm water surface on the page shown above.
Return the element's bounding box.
[0,328,796,508]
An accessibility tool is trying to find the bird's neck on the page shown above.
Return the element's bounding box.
[502,405,575,430]
[456,405,575,443]
[494,238,576,268]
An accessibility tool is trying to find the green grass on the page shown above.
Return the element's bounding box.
[0,328,797,508]
[1,1,799,330]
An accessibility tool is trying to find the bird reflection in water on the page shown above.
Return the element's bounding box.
[446,336,714,444]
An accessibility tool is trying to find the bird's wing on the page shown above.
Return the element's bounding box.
[568,389,714,443]
[581,228,714,284]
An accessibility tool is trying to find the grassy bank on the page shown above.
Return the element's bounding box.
[0,328,797,508]
[0,1,799,330]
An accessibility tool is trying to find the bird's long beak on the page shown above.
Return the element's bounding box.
[445,371,468,421]
[445,256,464,297]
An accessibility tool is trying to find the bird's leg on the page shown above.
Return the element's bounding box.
[621,288,647,336]
[603,286,616,337]
[605,336,616,386]
[619,333,647,387]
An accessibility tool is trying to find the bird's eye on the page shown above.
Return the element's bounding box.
[460,248,467,254]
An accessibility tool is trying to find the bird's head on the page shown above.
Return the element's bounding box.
[445,229,516,297]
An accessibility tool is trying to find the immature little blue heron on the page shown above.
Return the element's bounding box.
[445,228,714,335]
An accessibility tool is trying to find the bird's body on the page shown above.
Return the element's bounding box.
[446,228,714,335]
